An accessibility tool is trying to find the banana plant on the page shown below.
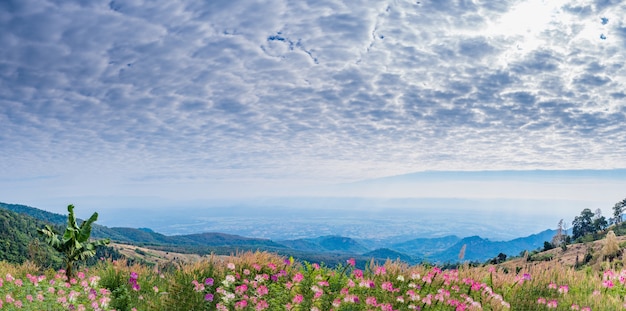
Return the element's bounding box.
[38,204,110,280]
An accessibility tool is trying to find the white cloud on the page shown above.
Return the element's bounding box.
[1,0,625,205]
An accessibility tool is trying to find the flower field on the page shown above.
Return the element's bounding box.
[1,252,626,310]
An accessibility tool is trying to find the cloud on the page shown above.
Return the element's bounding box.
[1,0,626,205]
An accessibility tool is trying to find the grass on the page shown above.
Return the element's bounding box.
[2,252,626,310]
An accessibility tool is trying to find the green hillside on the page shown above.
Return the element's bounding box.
[0,207,63,267]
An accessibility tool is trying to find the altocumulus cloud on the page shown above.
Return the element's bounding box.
[0,0,625,195]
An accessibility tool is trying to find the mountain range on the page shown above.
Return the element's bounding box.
[0,201,556,266]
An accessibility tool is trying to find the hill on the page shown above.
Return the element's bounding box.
[0,207,63,266]
[429,229,556,263]
[362,248,415,264]
[390,235,460,258]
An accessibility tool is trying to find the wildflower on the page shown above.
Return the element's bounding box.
[571,304,579,310]
[547,300,558,308]
[375,266,386,275]
[558,285,569,294]
[381,281,395,292]
[343,294,359,303]
[602,279,614,289]
[397,275,405,282]
[347,258,356,266]
[205,293,214,301]
[205,277,214,286]
[227,263,236,270]
[292,294,303,304]
[235,300,248,309]
[292,273,304,283]
[537,297,547,304]
[256,285,268,296]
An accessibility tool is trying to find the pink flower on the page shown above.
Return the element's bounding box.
[292,294,303,304]
[256,285,268,296]
[547,300,558,308]
[603,279,614,288]
[235,300,248,309]
[292,273,304,283]
[375,266,386,275]
[537,297,547,304]
[346,258,356,266]
[381,281,395,292]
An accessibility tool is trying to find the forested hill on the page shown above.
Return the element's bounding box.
[0,207,62,266]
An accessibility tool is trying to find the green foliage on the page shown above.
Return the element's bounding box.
[573,208,595,240]
[528,253,554,262]
[0,207,63,267]
[543,241,555,252]
[38,204,110,279]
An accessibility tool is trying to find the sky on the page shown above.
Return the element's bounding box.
[1,0,626,218]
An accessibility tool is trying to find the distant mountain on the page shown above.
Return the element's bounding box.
[0,201,557,266]
[362,248,415,264]
[279,235,369,254]
[429,229,557,263]
[390,235,460,258]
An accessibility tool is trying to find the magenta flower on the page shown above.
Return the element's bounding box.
[205,293,214,301]
[205,277,214,286]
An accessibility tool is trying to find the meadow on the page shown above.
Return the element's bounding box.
[1,251,625,311]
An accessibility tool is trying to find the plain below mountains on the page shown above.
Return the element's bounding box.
[0,202,555,266]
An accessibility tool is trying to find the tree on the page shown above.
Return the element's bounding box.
[551,219,567,247]
[593,208,608,232]
[613,198,626,225]
[572,208,595,240]
[38,204,110,280]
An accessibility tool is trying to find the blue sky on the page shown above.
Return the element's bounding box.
[1,0,625,217]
